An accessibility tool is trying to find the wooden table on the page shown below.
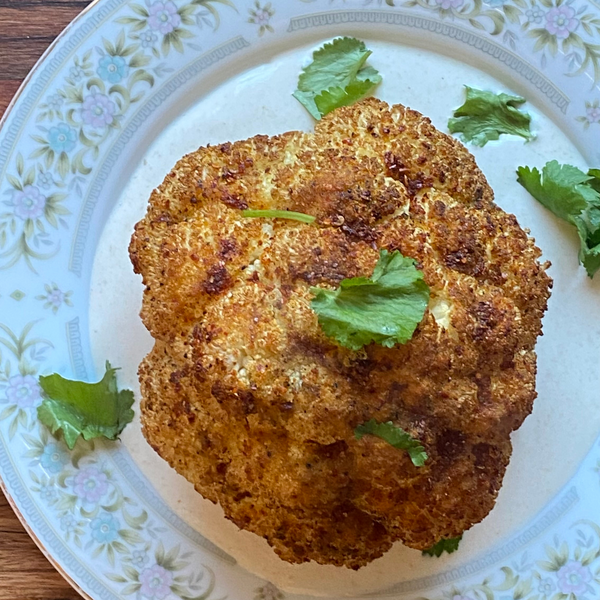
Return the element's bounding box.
[0,6,92,599]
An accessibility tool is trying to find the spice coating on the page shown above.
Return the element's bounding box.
[129,99,552,569]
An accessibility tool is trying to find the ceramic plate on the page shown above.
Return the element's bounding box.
[1,1,600,599]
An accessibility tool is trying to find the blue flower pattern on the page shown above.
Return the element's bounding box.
[37,171,54,190]
[97,55,130,84]
[40,442,69,474]
[48,123,77,153]
[90,513,120,544]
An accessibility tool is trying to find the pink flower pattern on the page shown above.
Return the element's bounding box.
[557,561,592,595]
[545,5,580,39]
[587,105,600,123]
[148,1,181,35]
[139,564,173,599]
[72,466,109,503]
[12,186,46,221]
[82,93,117,128]
[5,375,42,409]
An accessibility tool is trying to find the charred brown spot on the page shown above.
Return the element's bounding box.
[289,334,331,365]
[220,190,248,210]
[202,264,232,295]
[475,374,492,405]
[219,238,238,260]
[472,443,503,472]
[384,382,409,407]
[238,389,257,415]
[474,186,485,207]
[384,153,432,196]
[221,157,254,180]
[291,259,350,285]
[470,302,498,340]
[406,173,433,196]
[169,368,189,392]
[445,247,485,277]
[436,429,465,459]
[233,491,252,502]
[471,302,495,325]
[316,440,348,460]
[211,382,256,416]
[339,222,377,243]
[193,360,208,381]
[193,323,220,343]
[211,381,229,404]
[384,152,408,180]
[433,200,446,217]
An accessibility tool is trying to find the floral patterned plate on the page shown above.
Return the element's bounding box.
[1,1,600,599]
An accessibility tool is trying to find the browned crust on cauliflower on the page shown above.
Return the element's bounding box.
[129,98,552,569]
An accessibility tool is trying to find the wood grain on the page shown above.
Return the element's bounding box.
[0,4,91,598]
[0,493,81,599]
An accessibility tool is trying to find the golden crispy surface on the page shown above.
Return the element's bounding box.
[130,99,552,569]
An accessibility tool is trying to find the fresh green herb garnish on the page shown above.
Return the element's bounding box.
[354,419,428,467]
[517,161,600,277]
[422,535,463,557]
[448,87,534,147]
[587,169,600,193]
[241,209,316,224]
[310,249,430,351]
[293,37,382,120]
[38,362,134,450]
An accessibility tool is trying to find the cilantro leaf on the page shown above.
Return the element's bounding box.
[448,87,534,147]
[38,362,134,449]
[354,419,428,467]
[422,535,463,557]
[573,216,600,278]
[517,161,600,277]
[588,169,600,194]
[310,250,430,351]
[294,37,382,119]
[516,162,591,220]
[314,78,376,116]
[242,209,315,224]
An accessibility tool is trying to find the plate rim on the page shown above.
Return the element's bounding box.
[0,1,599,599]
[0,1,99,596]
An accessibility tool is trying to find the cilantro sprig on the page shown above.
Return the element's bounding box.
[294,37,382,120]
[448,87,534,147]
[310,250,430,351]
[242,209,315,224]
[422,535,463,557]
[355,419,428,467]
[517,161,600,277]
[38,362,134,449]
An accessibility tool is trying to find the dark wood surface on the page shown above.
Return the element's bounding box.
[0,5,91,598]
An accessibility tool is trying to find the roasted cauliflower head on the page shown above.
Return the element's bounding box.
[129,98,552,569]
